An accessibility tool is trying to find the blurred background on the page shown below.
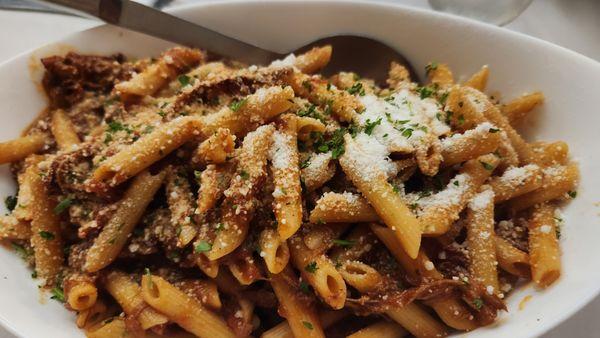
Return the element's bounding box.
[0,0,598,337]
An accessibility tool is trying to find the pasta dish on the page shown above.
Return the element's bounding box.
[0,45,578,337]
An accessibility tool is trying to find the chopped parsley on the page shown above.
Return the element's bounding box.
[229,98,247,112]
[457,114,465,126]
[302,80,313,91]
[195,241,212,253]
[473,298,484,310]
[305,261,318,273]
[489,128,500,133]
[300,158,311,169]
[177,74,191,87]
[453,181,460,187]
[347,82,365,96]
[54,197,73,214]
[333,239,355,247]
[438,91,449,105]
[416,85,435,99]
[479,161,494,171]
[215,223,224,232]
[239,170,250,180]
[11,242,31,259]
[107,121,131,134]
[302,321,314,330]
[4,195,17,212]
[39,231,55,240]
[297,104,324,122]
[401,128,414,138]
[312,128,346,159]
[568,190,577,199]
[299,281,310,294]
[363,118,382,135]
[194,170,202,179]
[50,287,65,302]
[425,61,439,74]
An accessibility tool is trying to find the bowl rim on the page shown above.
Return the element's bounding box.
[0,1,598,338]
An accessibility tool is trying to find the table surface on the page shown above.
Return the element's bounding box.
[0,0,598,337]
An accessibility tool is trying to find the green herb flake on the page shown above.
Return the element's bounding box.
[239,170,250,180]
[568,191,577,199]
[302,321,314,330]
[194,170,202,179]
[302,80,313,92]
[178,74,191,87]
[305,261,318,273]
[4,196,17,212]
[39,231,55,240]
[480,161,494,171]
[347,82,365,96]
[454,181,460,187]
[50,287,65,302]
[215,223,224,232]
[229,98,247,112]
[417,85,435,99]
[333,239,355,247]
[489,128,500,133]
[425,61,439,74]
[363,118,382,135]
[299,281,310,294]
[300,158,311,169]
[54,197,73,214]
[11,242,31,259]
[195,241,212,253]
[473,298,484,310]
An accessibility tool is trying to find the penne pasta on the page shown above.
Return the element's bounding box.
[50,109,80,150]
[340,134,421,258]
[440,122,502,167]
[502,92,544,125]
[259,228,290,274]
[0,215,31,240]
[463,65,489,91]
[347,321,407,338]
[0,134,45,164]
[270,114,303,240]
[427,62,454,86]
[141,274,236,338]
[528,203,561,288]
[292,45,332,74]
[309,192,378,224]
[192,127,236,165]
[84,170,166,272]
[495,236,530,278]
[104,271,168,330]
[488,164,543,202]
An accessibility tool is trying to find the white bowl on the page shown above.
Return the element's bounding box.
[0,1,599,337]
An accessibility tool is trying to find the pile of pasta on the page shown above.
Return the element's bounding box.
[0,45,578,338]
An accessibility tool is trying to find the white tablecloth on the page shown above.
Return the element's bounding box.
[0,0,598,337]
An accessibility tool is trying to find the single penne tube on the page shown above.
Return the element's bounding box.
[347,321,407,338]
[165,166,197,247]
[76,299,108,329]
[207,125,274,260]
[507,163,578,212]
[141,274,236,338]
[262,310,347,338]
[85,317,131,338]
[226,254,263,286]
[445,86,486,131]
[200,86,294,137]
[175,279,222,311]
[288,230,347,309]
[104,271,168,330]
[285,72,362,123]
[370,224,478,331]
[115,47,204,97]
[28,161,64,283]
[463,65,489,91]
[65,278,98,311]
[296,116,326,141]
[301,152,336,191]
[338,261,382,292]
[192,127,236,165]
[50,109,80,150]
[91,116,201,187]
[387,61,411,89]
[0,134,46,164]
[0,215,31,240]
[440,122,502,167]
[259,228,290,274]
[13,155,41,221]
[267,266,325,338]
[427,62,454,86]
[501,92,544,125]
[531,141,569,166]
[488,164,543,202]
[340,134,421,258]
[195,162,235,216]
[386,303,449,338]
[528,203,561,288]
[84,170,166,272]
[420,153,500,236]
[292,45,332,74]
[494,236,530,278]
[466,188,500,295]
[270,115,303,240]
[309,192,378,224]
